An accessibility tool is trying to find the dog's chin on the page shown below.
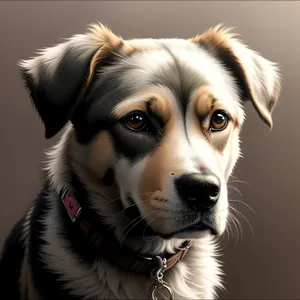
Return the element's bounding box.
[158,222,220,240]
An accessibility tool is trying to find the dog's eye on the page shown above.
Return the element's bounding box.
[210,110,229,131]
[123,111,149,131]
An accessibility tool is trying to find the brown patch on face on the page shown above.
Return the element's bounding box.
[113,89,171,121]
[113,100,148,119]
[137,92,184,216]
[190,85,237,156]
[74,130,118,198]
[193,85,216,123]
[89,131,115,175]
[138,128,183,220]
[147,96,171,122]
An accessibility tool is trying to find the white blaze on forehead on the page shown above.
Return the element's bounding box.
[113,38,244,125]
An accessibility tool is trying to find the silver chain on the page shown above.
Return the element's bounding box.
[148,256,174,300]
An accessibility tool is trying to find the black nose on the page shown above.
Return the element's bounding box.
[175,173,220,212]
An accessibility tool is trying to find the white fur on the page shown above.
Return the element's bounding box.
[21,205,34,249]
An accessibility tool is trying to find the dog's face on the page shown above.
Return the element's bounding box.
[20,24,280,239]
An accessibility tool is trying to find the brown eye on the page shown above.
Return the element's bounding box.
[210,110,229,131]
[123,111,148,131]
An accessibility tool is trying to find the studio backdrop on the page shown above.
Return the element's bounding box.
[0,1,298,299]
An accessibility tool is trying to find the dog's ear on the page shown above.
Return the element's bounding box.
[19,23,124,139]
[190,25,281,128]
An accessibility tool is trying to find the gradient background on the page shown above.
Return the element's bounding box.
[0,1,298,299]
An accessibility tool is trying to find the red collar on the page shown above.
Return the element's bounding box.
[61,190,192,276]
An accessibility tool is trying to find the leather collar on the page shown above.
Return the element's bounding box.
[61,190,192,276]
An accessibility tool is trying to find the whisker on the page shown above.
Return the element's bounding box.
[227,185,243,197]
[230,206,255,238]
[120,210,155,245]
[229,199,256,214]
[218,226,230,251]
[226,214,233,239]
[121,198,149,214]
[228,179,251,186]
[228,212,241,246]
[142,213,163,242]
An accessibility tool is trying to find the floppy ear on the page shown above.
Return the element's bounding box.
[190,25,281,128]
[19,23,124,139]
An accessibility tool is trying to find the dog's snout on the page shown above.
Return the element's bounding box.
[175,173,220,212]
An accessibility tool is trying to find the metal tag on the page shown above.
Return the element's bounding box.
[148,256,174,300]
[148,280,174,300]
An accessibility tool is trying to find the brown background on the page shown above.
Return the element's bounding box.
[0,1,298,299]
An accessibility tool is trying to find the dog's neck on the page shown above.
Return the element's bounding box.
[44,126,186,257]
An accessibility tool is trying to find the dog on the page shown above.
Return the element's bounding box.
[0,23,281,300]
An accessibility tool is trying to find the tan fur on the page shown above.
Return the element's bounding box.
[137,95,180,223]
[113,99,149,119]
[190,86,235,154]
[89,131,116,179]
[69,130,119,200]
[112,88,171,121]
[86,42,121,87]
[88,22,123,46]
[193,85,217,119]
[189,87,227,174]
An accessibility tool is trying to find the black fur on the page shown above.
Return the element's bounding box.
[0,215,26,298]
[21,48,98,139]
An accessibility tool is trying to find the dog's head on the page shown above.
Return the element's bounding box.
[20,23,280,240]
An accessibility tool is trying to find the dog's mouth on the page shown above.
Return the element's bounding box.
[160,221,219,239]
[122,196,218,239]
